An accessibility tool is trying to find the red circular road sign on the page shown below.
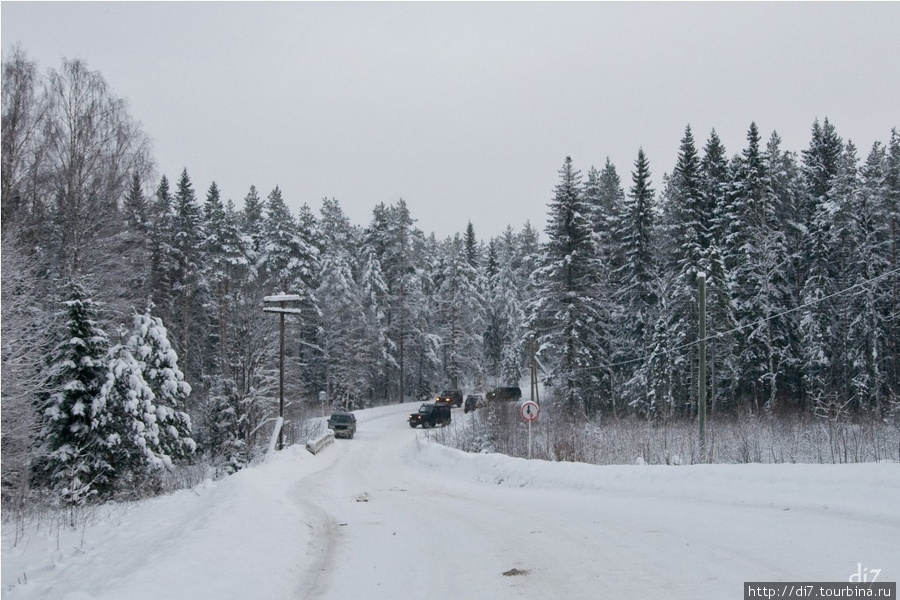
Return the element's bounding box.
[519,400,540,422]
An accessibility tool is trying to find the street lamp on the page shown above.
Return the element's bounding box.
[263,294,303,450]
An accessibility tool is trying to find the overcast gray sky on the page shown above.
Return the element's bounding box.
[3,2,899,239]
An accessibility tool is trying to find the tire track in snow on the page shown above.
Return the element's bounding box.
[289,440,349,599]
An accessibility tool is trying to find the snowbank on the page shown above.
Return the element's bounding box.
[411,437,900,521]
[1,444,331,600]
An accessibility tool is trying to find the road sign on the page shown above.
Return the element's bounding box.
[520,400,539,422]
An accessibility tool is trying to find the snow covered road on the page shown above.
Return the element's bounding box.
[291,403,899,600]
[2,402,897,600]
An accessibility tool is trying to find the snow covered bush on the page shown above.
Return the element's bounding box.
[433,400,900,466]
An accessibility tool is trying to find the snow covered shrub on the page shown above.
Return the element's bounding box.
[433,400,899,465]
[202,378,249,476]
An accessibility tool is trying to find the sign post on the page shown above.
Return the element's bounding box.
[519,400,540,459]
[263,294,303,450]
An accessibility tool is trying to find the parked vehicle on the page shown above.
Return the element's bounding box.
[408,403,452,428]
[464,394,485,413]
[486,386,522,402]
[435,389,463,408]
[327,412,357,439]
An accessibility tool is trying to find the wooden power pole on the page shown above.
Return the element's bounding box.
[263,294,303,450]
[698,272,707,460]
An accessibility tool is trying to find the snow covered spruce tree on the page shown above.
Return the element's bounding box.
[483,238,503,379]
[261,187,318,294]
[122,310,196,463]
[402,236,441,401]
[584,159,627,285]
[38,280,113,504]
[885,130,900,407]
[721,123,788,412]
[95,309,195,497]
[364,200,423,401]
[843,141,892,414]
[486,227,529,385]
[240,185,265,259]
[202,181,248,369]
[699,129,738,411]
[261,191,323,397]
[357,249,394,404]
[798,118,845,415]
[655,127,707,415]
[529,157,611,413]
[652,126,737,416]
[615,148,660,416]
[317,198,369,409]
[318,250,368,409]
[148,176,177,324]
[195,183,256,472]
[96,345,166,489]
[435,233,485,389]
[735,131,800,412]
[583,159,632,413]
[169,169,209,387]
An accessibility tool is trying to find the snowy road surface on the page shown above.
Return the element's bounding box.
[2,402,898,600]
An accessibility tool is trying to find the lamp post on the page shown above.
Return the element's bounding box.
[263,294,303,450]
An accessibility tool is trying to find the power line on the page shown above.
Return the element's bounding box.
[703,266,900,346]
[557,266,900,375]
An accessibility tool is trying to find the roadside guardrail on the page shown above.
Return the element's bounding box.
[306,429,335,455]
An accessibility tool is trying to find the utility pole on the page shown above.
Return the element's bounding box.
[263,294,303,450]
[698,272,707,460]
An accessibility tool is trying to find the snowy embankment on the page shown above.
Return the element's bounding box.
[2,402,898,600]
[2,443,327,600]
[413,439,898,522]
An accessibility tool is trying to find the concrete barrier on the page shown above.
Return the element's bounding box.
[306,430,335,455]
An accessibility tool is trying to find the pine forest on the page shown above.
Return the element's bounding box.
[3,50,900,509]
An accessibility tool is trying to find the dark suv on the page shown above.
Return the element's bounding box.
[486,386,522,402]
[408,403,452,428]
[464,394,485,413]
[435,389,463,408]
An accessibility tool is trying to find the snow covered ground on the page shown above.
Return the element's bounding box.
[3,402,897,600]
